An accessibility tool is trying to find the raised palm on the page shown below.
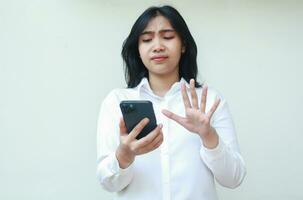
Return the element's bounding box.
[162,79,220,138]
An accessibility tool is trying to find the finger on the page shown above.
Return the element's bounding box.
[136,123,163,148]
[129,118,150,140]
[162,109,187,127]
[200,84,208,113]
[148,129,163,149]
[190,79,199,109]
[181,83,191,108]
[206,98,221,119]
[137,131,163,154]
[119,117,128,136]
[153,135,164,148]
[151,132,163,148]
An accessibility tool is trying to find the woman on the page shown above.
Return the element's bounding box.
[96,5,246,200]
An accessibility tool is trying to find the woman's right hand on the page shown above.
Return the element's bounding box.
[116,117,163,169]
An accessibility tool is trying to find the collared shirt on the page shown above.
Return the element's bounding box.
[96,78,246,200]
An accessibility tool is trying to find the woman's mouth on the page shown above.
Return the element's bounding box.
[151,56,168,62]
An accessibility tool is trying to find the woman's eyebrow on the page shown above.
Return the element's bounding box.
[140,29,175,35]
[159,29,175,33]
[140,31,153,36]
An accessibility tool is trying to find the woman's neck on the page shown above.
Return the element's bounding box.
[148,72,179,97]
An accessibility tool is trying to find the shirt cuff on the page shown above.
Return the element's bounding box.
[111,152,134,176]
[200,136,226,163]
[97,152,134,192]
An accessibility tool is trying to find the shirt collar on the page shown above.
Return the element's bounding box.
[136,77,190,98]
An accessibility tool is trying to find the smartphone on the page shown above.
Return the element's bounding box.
[120,100,157,140]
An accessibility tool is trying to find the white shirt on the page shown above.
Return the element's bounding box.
[96,78,246,200]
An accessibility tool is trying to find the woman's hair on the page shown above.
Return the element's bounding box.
[121,5,201,88]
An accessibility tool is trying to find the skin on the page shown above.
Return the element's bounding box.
[162,79,221,149]
[116,15,220,169]
[138,15,184,97]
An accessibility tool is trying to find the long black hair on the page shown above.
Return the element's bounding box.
[121,5,201,88]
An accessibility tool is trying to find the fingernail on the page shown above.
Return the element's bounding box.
[159,124,163,129]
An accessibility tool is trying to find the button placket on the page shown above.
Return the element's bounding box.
[160,98,171,200]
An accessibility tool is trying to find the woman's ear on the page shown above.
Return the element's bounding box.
[181,46,186,53]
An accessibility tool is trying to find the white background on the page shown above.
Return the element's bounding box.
[1,0,302,199]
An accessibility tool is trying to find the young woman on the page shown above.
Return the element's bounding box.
[96,5,246,200]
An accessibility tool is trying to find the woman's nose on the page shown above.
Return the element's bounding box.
[152,38,165,52]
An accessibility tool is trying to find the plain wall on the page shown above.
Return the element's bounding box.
[1,0,303,199]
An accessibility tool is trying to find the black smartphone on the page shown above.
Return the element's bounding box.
[120,100,157,140]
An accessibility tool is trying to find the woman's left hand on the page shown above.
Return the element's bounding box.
[162,79,220,148]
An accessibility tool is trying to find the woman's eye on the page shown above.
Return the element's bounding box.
[164,36,174,40]
[142,39,152,42]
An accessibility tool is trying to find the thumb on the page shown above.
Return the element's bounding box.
[162,109,174,119]
[162,109,186,127]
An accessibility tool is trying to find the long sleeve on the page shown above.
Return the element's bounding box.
[96,90,134,192]
[200,92,246,189]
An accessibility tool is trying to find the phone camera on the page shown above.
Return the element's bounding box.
[123,104,135,113]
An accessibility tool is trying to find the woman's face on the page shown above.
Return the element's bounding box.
[138,15,184,78]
